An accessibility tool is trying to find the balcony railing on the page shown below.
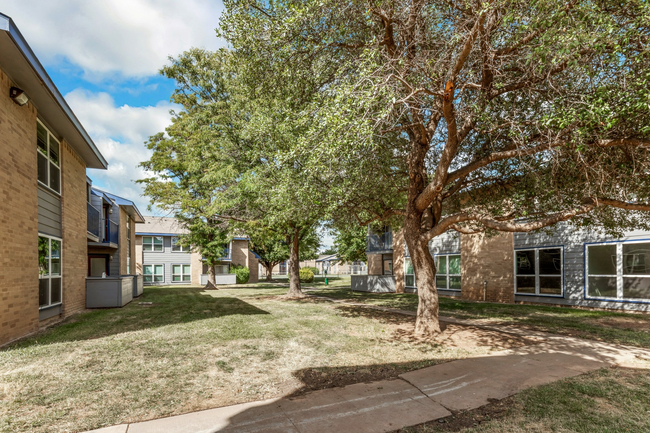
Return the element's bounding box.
[367,231,393,252]
[108,220,119,245]
[87,203,100,238]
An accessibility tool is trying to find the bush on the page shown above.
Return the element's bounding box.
[299,268,314,283]
[301,266,319,275]
[229,264,250,284]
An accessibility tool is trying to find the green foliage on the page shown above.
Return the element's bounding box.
[298,268,314,283]
[301,266,319,275]
[333,226,368,264]
[229,264,250,284]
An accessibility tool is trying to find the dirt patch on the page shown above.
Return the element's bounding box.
[395,396,515,432]
[591,317,650,331]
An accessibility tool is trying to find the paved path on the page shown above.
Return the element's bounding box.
[85,298,650,433]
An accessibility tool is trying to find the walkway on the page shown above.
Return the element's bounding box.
[86,298,650,433]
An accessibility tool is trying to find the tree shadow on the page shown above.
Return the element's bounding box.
[3,286,269,350]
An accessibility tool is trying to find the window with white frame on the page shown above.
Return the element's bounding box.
[39,235,62,308]
[436,254,461,290]
[143,236,163,252]
[587,242,650,300]
[37,121,61,194]
[126,219,131,274]
[515,247,563,296]
[405,258,415,288]
[171,236,190,252]
[143,264,164,283]
[172,264,191,282]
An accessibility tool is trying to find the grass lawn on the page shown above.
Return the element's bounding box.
[306,287,650,349]
[0,284,511,433]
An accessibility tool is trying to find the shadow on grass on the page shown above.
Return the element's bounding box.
[4,286,269,350]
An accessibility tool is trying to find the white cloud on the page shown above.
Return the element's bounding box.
[2,0,225,78]
[66,89,175,214]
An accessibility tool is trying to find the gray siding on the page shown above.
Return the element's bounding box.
[513,222,650,312]
[38,187,61,237]
[141,235,192,285]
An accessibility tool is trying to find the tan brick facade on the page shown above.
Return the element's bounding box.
[393,229,405,293]
[231,239,248,267]
[191,251,203,285]
[367,254,383,275]
[0,67,40,346]
[460,232,515,303]
[118,209,135,275]
[61,140,89,317]
[247,250,259,283]
[135,235,143,274]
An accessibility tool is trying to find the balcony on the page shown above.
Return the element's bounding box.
[87,203,100,241]
[108,220,119,245]
[201,248,231,262]
[367,231,393,253]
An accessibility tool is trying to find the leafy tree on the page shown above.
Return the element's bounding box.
[248,224,320,281]
[220,0,650,337]
[332,226,368,264]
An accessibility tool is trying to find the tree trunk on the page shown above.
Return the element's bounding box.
[284,229,304,298]
[204,264,218,290]
[404,230,441,337]
[265,264,273,282]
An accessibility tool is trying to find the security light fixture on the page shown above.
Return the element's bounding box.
[10,87,29,106]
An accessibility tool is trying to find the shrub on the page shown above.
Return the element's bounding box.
[229,264,250,284]
[301,266,319,275]
[299,268,314,283]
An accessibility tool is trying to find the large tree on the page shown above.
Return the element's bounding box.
[221,0,650,337]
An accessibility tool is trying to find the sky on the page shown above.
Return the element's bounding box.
[3,1,334,249]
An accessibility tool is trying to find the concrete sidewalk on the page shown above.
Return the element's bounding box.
[85,324,650,433]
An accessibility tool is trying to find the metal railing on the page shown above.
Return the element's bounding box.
[87,203,100,238]
[367,231,393,252]
[108,220,119,245]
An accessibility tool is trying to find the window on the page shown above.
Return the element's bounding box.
[171,236,190,252]
[383,259,393,275]
[405,258,415,288]
[587,242,650,301]
[172,264,191,282]
[436,254,461,291]
[214,264,230,275]
[515,247,563,296]
[37,121,61,194]
[143,264,164,283]
[143,236,163,252]
[39,235,62,308]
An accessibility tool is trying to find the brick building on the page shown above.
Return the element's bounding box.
[0,13,110,346]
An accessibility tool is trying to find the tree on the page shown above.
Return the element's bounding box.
[332,226,368,264]
[248,224,320,281]
[220,0,650,337]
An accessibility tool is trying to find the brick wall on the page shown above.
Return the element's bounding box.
[231,240,248,267]
[61,140,88,317]
[460,232,515,303]
[119,209,128,274]
[247,250,259,283]
[367,254,383,275]
[393,229,405,293]
[0,67,40,346]
[191,251,202,285]
[135,235,143,274]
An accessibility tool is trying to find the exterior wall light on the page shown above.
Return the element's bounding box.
[10,87,29,106]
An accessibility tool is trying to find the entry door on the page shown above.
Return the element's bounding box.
[89,256,108,277]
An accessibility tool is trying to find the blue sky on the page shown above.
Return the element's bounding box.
[2,1,335,248]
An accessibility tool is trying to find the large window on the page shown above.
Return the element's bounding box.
[37,121,61,194]
[143,236,163,252]
[39,235,62,308]
[435,254,461,291]
[171,236,190,252]
[515,247,563,296]
[126,219,131,274]
[172,264,191,282]
[587,242,650,301]
[143,265,164,283]
[405,258,415,288]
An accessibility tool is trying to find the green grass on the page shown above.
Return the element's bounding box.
[400,367,650,433]
[305,287,650,348]
[0,285,493,433]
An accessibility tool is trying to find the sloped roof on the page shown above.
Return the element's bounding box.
[93,188,145,223]
[136,216,188,236]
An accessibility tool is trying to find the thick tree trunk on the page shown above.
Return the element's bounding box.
[265,265,273,282]
[404,229,441,337]
[204,264,218,290]
[284,229,304,298]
